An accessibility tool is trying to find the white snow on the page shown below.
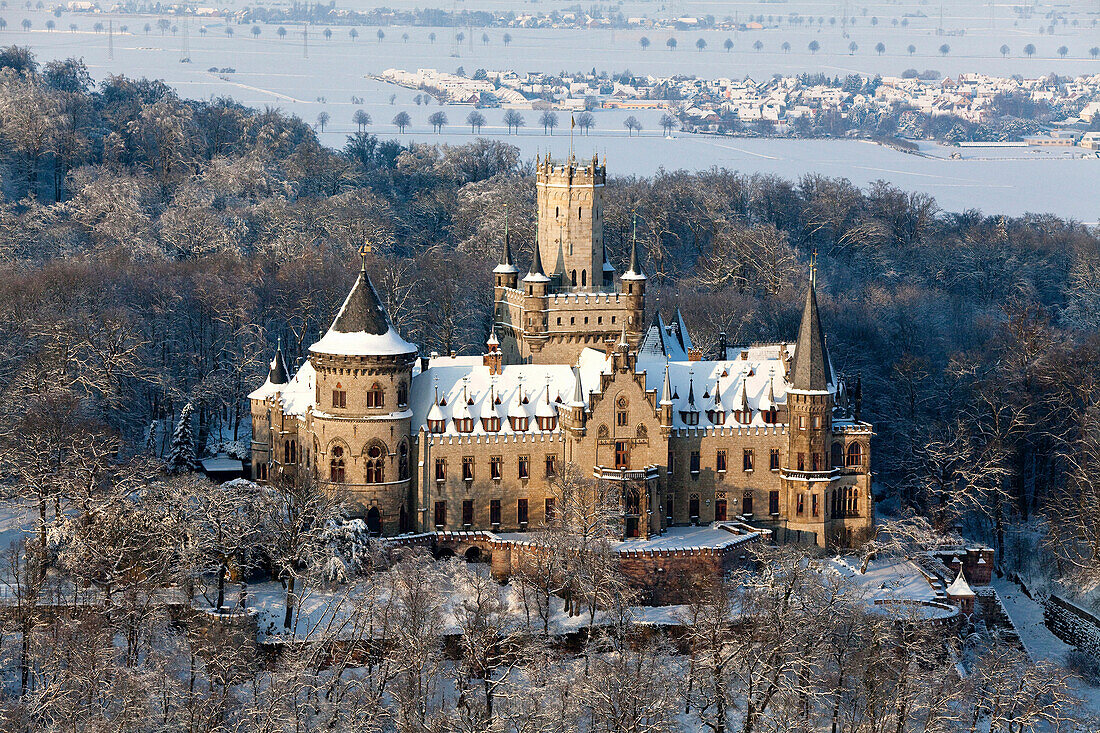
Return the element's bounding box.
[309,326,417,357]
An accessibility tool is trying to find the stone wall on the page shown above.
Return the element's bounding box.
[1044,594,1100,660]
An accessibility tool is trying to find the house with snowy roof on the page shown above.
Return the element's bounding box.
[249,157,873,548]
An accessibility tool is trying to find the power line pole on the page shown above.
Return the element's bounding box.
[181,18,190,62]
[108,19,114,60]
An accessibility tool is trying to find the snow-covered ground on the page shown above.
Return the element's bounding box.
[1,7,1098,220]
[992,577,1100,712]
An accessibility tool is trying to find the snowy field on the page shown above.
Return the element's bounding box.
[2,2,1099,219]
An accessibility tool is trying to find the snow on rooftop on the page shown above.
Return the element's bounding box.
[310,327,417,357]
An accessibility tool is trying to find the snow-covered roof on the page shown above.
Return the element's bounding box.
[411,349,606,436]
[945,570,976,598]
[310,268,418,358]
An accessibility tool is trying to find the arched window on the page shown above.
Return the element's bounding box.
[616,396,628,427]
[846,442,863,468]
[571,269,577,286]
[831,442,844,468]
[581,269,587,286]
[397,382,408,407]
[365,444,385,483]
[398,442,409,480]
[366,382,385,409]
[330,446,346,483]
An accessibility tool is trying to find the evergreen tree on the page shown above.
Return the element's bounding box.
[165,403,200,474]
[145,420,158,457]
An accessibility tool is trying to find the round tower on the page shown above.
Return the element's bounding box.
[620,216,647,343]
[308,255,418,535]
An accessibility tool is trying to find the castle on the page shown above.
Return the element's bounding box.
[249,155,873,548]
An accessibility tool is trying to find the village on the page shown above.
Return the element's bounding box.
[378,66,1100,147]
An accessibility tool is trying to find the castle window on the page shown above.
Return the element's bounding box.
[668,451,675,475]
[763,407,778,424]
[666,497,674,521]
[571,270,577,286]
[366,382,384,408]
[435,458,446,482]
[397,382,408,407]
[555,206,559,217]
[689,494,700,521]
[812,494,820,517]
[332,389,346,409]
[428,417,446,434]
[536,414,556,431]
[690,451,700,475]
[797,452,805,471]
[329,446,345,483]
[490,499,501,525]
[742,491,753,516]
[545,454,557,477]
[708,409,725,425]
[483,415,501,432]
[518,455,529,480]
[557,317,562,325]
[462,499,474,527]
[743,449,754,472]
[434,501,446,529]
[570,317,575,325]
[615,441,629,469]
[545,498,555,523]
[797,493,805,515]
[616,397,628,427]
[398,443,408,480]
[518,499,529,526]
[490,455,502,480]
[462,456,474,482]
[846,443,864,468]
[715,499,727,521]
[581,270,587,287]
[735,408,752,425]
[798,416,806,430]
[831,442,843,467]
[812,415,821,429]
[812,452,821,472]
[770,449,780,471]
[598,317,602,324]
[611,316,616,324]
[769,491,780,515]
[584,317,588,325]
[365,444,385,484]
[456,417,474,433]
[716,450,727,473]
[578,207,582,219]
[510,416,528,432]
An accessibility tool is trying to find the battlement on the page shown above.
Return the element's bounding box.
[536,154,605,186]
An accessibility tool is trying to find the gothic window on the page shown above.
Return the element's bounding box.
[812,494,820,517]
[769,490,780,515]
[743,449,754,472]
[397,382,408,407]
[770,448,780,470]
[798,415,806,430]
[365,444,385,484]
[578,207,582,219]
[434,501,446,528]
[332,387,346,409]
[435,458,446,482]
[689,494,700,520]
[716,449,727,473]
[625,487,641,515]
[329,446,346,483]
[666,497,674,520]
[742,491,753,515]
[616,397,628,427]
[797,452,806,471]
[797,493,805,515]
[846,443,864,468]
[398,442,409,480]
[491,455,502,480]
[831,442,844,468]
[615,441,629,469]
[545,454,557,477]
[715,499,727,521]
[690,451,700,475]
[462,500,474,527]
[581,270,587,287]
[811,452,821,472]
[518,455,529,479]
[517,499,529,526]
[544,497,555,523]
[571,270,577,286]
[598,424,610,440]
[462,456,474,481]
[812,415,821,429]
[490,499,501,525]
[366,382,384,408]
[635,424,647,440]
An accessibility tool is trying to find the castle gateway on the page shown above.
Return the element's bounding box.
[250,156,873,548]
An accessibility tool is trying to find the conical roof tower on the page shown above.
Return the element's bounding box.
[789,261,833,391]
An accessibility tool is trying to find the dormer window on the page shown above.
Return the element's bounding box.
[366,382,384,409]
[482,416,501,432]
[707,410,725,425]
[763,407,778,424]
[455,417,474,433]
[735,409,752,425]
[680,411,699,426]
[428,418,446,434]
[536,415,557,431]
[510,416,528,431]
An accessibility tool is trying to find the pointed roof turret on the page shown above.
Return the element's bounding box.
[310,253,418,358]
[523,229,550,283]
[493,207,518,275]
[569,366,586,408]
[268,337,289,385]
[660,362,674,405]
[946,569,975,598]
[674,309,693,351]
[683,377,698,412]
[622,212,647,281]
[553,236,567,278]
[789,258,833,391]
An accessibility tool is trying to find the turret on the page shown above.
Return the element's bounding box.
[535,153,605,292]
[620,214,647,343]
[784,258,834,477]
[522,230,551,354]
[659,362,674,429]
[493,208,519,290]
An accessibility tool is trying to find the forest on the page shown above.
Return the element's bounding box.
[0,47,1098,730]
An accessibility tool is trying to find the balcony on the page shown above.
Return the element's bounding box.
[594,465,660,482]
[780,468,840,482]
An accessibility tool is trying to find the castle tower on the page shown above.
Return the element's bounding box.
[782,264,837,545]
[307,254,418,535]
[536,153,605,291]
[620,216,647,344]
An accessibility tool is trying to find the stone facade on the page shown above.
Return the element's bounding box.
[249,159,874,549]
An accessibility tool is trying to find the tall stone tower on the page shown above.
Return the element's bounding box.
[494,154,645,365]
[308,257,418,535]
[536,153,605,290]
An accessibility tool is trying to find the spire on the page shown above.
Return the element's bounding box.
[789,270,833,391]
[310,254,418,357]
[570,366,585,407]
[660,362,673,405]
[268,337,289,385]
[524,232,550,283]
[617,321,629,350]
[685,377,697,410]
[553,235,567,278]
[622,211,646,280]
[493,205,518,275]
